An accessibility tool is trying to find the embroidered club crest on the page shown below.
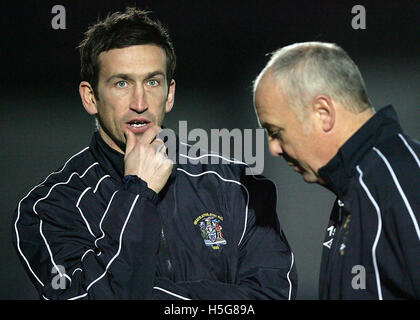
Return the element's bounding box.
[194,213,227,250]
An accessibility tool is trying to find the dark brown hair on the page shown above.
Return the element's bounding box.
[77,7,176,98]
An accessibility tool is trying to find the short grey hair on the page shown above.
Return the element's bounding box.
[254,42,371,119]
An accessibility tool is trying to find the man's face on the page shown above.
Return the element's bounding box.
[254,74,325,184]
[93,44,175,153]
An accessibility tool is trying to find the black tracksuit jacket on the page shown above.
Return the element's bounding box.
[318,105,420,299]
[12,131,297,300]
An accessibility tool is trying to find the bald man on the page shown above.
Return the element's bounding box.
[253,42,420,299]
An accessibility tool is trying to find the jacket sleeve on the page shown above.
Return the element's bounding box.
[152,172,297,300]
[380,146,420,299]
[391,195,420,299]
[12,176,161,300]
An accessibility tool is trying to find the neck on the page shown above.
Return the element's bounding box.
[315,106,375,180]
[337,107,375,150]
[98,126,125,155]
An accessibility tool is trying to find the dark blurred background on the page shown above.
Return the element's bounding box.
[1,0,419,300]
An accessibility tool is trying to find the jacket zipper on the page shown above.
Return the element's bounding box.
[159,227,173,274]
[326,199,345,295]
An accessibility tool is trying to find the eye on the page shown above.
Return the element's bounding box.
[147,79,159,87]
[273,131,283,140]
[115,80,128,88]
[266,128,282,140]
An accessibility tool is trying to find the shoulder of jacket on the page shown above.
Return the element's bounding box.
[20,147,94,207]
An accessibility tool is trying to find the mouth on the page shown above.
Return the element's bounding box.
[126,118,152,133]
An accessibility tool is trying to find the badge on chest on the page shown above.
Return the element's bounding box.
[194,213,227,250]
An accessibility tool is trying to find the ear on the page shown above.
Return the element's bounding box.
[79,81,98,115]
[312,95,335,133]
[165,79,176,113]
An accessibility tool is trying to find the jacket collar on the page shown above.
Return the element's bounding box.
[90,131,125,181]
[318,105,402,198]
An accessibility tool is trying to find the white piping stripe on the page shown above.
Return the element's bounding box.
[179,151,247,165]
[14,147,90,287]
[153,286,191,300]
[38,219,71,283]
[180,141,226,157]
[373,147,420,241]
[81,249,95,262]
[67,293,87,300]
[398,133,420,168]
[16,186,47,287]
[179,151,267,179]
[272,177,294,300]
[179,141,244,164]
[68,195,140,300]
[76,187,96,238]
[177,168,249,246]
[72,268,82,276]
[95,191,119,253]
[93,175,111,193]
[357,166,383,300]
[286,252,294,300]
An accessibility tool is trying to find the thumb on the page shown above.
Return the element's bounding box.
[124,129,137,156]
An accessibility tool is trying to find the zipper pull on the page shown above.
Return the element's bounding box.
[337,199,344,223]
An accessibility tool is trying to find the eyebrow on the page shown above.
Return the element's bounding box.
[260,122,284,132]
[106,71,166,83]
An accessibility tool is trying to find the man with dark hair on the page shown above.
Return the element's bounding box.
[78,7,176,101]
[13,7,297,300]
[253,41,420,299]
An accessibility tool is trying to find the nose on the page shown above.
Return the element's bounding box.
[268,137,283,157]
[129,84,148,112]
